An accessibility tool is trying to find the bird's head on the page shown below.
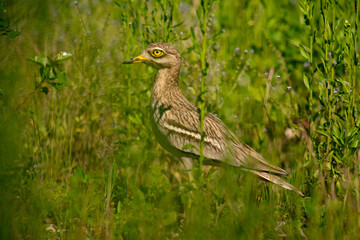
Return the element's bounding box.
[123,42,181,69]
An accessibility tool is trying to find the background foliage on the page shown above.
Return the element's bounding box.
[0,0,359,239]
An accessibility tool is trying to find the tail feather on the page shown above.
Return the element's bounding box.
[234,144,288,175]
[246,169,304,196]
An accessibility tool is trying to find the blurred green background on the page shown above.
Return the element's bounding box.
[1,0,359,239]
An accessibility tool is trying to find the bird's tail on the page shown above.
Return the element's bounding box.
[245,169,304,196]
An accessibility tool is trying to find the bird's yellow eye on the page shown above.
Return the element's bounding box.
[151,49,164,58]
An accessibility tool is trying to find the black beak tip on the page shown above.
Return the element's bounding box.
[122,58,134,64]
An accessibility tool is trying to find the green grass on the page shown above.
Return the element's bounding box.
[1,0,360,239]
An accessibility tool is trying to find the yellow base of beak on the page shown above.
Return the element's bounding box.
[122,55,149,64]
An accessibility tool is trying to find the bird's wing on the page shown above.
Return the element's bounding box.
[245,169,303,196]
[161,109,287,175]
[207,114,287,175]
[161,109,229,161]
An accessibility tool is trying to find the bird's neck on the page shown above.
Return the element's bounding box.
[151,66,181,101]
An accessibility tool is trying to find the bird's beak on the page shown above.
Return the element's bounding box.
[122,55,149,64]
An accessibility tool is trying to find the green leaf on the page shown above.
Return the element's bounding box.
[346,126,359,138]
[188,86,196,96]
[172,21,184,29]
[303,74,310,89]
[349,134,360,148]
[190,27,201,56]
[335,77,350,87]
[6,30,20,38]
[318,82,325,100]
[116,201,122,213]
[182,144,199,152]
[28,55,48,67]
[55,52,73,63]
[196,90,208,103]
[40,65,51,79]
[48,68,56,80]
[350,139,359,148]
[57,71,68,86]
[209,29,224,46]
[333,125,342,140]
[299,43,310,59]
[128,113,143,126]
[48,82,64,91]
[316,130,332,138]
[196,9,204,33]
[297,2,306,14]
[47,56,57,68]
[114,1,121,8]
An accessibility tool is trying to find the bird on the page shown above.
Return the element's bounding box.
[123,42,303,196]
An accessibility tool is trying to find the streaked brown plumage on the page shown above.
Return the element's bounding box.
[123,42,303,196]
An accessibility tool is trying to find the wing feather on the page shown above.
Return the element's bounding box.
[159,108,286,175]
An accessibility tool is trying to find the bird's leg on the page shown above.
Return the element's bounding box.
[181,157,194,183]
[180,157,197,213]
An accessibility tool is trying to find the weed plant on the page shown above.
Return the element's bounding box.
[0,0,359,239]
